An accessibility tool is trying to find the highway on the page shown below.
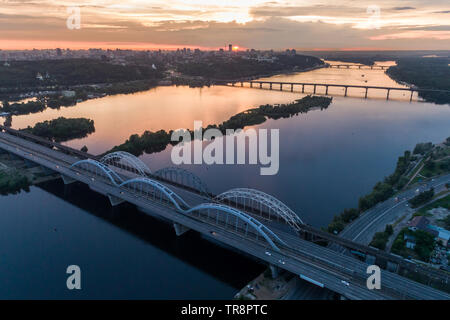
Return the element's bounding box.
[340,174,450,244]
[1,129,449,300]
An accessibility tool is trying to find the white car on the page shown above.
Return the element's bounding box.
[278,259,285,265]
[265,251,272,256]
[341,280,350,286]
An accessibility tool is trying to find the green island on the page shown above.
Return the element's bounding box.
[107,95,332,156]
[327,136,450,234]
[0,169,30,195]
[22,117,95,142]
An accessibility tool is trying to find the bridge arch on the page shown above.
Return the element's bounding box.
[70,159,124,185]
[154,167,210,197]
[215,188,303,233]
[100,151,151,177]
[119,177,190,211]
[185,203,286,251]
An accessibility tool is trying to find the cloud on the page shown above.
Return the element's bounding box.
[0,0,450,50]
[391,7,416,11]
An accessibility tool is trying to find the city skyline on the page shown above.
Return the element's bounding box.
[1,0,450,50]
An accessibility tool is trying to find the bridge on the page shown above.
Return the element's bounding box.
[328,64,389,70]
[1,125,449,300]
[221,80,450,101]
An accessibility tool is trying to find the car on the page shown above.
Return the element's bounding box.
[265,251,272,256]
[278,259,285,265]
[341,280,350,286]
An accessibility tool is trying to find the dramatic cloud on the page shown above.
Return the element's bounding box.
[0,0,449,49]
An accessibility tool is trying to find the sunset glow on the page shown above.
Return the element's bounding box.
[0,0,449,50]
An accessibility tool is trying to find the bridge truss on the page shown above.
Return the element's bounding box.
[215,188,303,233]
[186,203,287,251]
[70,159,124,185]
[100,151,152,177]
[154,167,210,197]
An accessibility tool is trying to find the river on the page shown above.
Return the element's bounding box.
[1,61,449,298]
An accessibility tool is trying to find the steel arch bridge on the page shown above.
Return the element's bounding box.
[100,151,151,177]
[119,177,190,211]
[154,167,210,197]
[185,203,286,251]
[215,188,304,233]
[69,159,285,251]
[70,159,124,185]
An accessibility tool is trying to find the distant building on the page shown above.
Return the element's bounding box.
[407,216,430,232]
[404,233,416,249]
[228,44,233,52]
[428,225,450,247]
[61,90,76,98]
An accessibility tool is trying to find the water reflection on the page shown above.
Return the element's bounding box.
[0,179,263,299]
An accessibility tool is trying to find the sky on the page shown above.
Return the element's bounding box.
[1,0,450,50]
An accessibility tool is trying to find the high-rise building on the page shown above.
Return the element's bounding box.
[228,44,233,52]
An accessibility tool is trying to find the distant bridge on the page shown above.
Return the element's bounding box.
[0,125,449,300]
[328,64,389,70]
[222,80,450,101]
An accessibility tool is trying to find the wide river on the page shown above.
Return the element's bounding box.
[1,61,449,298]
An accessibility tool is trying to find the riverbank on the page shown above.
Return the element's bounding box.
[328,137,450,235]
[0,153,60,195]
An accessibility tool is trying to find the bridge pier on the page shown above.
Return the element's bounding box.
[280,83,283,91]
[173,222,190,236]
[365,87,368,99]
[302,84,305,93]
[386,89,391,100]
[250,82,253,88]
[410,91,414,102]
[344,86,348,97]
[269,264,280,278]
[290,84,293,92]
[269,83,272,90]
[107,194,125,206]
[260,83,262,89]
[313,84,316,94]
[241,82,243,87]
[61,174,76,185]
[325,85,328,95]
[387,261,399,273]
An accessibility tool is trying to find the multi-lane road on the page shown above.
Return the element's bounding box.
[340,174,450,244]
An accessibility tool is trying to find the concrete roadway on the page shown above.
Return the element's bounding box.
[1,131,449,300]
[340,174,450,244]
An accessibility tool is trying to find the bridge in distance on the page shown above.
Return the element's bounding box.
[0,125,449,300]
[222,80,450,101]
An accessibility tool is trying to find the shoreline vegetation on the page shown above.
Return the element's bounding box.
[327,137,450,234]
[107,95,332,156]
[0,169,30,195]
[22,117,95,142]
[386,57,450,105]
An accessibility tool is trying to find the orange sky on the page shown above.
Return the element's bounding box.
[1,1,450,50]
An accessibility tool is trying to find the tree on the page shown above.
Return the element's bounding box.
[385,224,394,236]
